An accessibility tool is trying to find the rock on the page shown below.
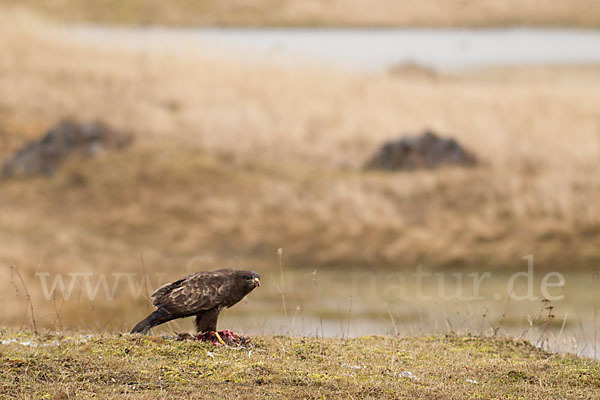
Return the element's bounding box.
[2,119,133,178]
[365,130,478,171]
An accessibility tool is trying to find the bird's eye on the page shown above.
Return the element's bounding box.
[245,276,252,280]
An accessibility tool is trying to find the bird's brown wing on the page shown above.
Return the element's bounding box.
[150,269,235,317]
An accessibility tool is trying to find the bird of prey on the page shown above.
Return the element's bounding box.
[131,268,260,335]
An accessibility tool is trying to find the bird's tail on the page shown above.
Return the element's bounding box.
[130,308,173,334]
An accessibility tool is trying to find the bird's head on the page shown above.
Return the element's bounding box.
[238,270,261,291]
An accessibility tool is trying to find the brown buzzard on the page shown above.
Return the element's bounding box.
[131,268,260,335]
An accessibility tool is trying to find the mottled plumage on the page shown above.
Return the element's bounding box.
[131,268,260,334]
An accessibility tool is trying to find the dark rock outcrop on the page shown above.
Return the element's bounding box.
[2,119,133,178]
[365,130,478,171]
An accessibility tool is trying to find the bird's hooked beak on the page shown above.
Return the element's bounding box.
[253,277,261,287]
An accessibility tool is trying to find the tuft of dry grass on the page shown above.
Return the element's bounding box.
[1,0,600,27]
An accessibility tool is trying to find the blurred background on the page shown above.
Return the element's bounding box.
[0,1,599,358]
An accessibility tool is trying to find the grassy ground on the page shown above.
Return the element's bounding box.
[1,331,599,399]
[1,0,600,27]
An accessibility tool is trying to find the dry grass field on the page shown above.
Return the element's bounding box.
[0,9,600,337]
[1,0,600,27]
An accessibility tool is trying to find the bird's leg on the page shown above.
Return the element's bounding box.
[213,331,226,345]
[195,308,220,332]
[193,329,249,346]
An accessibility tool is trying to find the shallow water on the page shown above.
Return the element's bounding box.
[69,26,600,71]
